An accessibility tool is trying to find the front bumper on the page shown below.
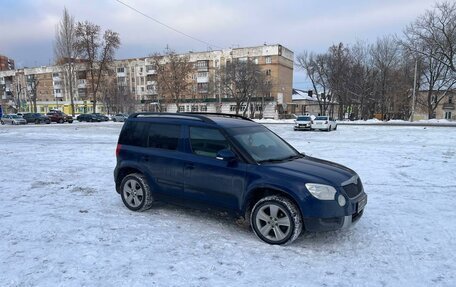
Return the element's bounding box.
[294,124,311,130]
[303,194,367,232]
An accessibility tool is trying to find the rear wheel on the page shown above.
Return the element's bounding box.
[120,173,153,212]
[251,195,302,245]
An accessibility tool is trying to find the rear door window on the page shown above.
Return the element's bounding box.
[146,124,180,150]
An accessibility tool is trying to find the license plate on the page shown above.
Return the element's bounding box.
[357,197,367,212]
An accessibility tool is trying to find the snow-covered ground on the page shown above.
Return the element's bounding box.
[1,122,455,286]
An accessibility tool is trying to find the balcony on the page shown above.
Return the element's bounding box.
[78,79,86,88]
[197,75,209,83]
[443,103,455,110]
[146,69,156,75]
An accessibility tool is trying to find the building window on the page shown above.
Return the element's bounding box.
[54,81,62,86]
[78,71,87,79]
[141,87,145,92]
[196,60,208,68]
[132,87,135,93]
[178,106,185,112]
[117,67,125,73]
[140,67,143,73]
[117,77,126,83]
[445,111,452,119]
[266,69,271,76]
[200,105,207,112]
[265,56,272,64]
[197,72,208,78]
[449,96,453,104]
[140,77,145,85]
[146,65,154,72]
[52,72,60,77]
[214,60,219,68]
[55,89,61,93]
[191,105,199,112]
[253,58,258,64]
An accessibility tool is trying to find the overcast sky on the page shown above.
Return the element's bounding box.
[0,0,435,89]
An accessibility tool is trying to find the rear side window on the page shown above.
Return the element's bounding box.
[119,122,180,150]
[190,127,230,158]
[119,121,148,147]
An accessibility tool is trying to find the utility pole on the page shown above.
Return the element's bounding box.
[410,58,418,122]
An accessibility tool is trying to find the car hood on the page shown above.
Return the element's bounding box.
[261,156,356,186]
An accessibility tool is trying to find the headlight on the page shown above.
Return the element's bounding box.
[305,183,337,200]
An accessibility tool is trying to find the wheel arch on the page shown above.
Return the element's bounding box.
[115,164,147,193]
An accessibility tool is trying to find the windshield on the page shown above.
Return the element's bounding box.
[10,115,20,118]
[297,116,311,121]
[315,116,328,120]
[227,125,300,163]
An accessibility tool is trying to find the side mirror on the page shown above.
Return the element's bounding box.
[216,149,237,162]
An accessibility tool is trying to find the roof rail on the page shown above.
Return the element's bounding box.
[128,112,212,123]
[129,112,253,122]
[184,112,254,122]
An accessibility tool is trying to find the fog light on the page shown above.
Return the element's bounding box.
[337,194,346,206]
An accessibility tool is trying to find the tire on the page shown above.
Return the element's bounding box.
[46,120,51,124]
[120,173,153,212]
[250,195,302,245]
[1,121,4,125]
[58,119,64,124]
[334,125,337,130]
[35,119,40,124]
[113,118,117,122]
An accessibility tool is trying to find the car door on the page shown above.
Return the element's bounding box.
[137,122,186,202]
[182,126,247,211]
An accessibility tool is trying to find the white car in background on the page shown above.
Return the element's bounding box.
[294,115,313,131]
[311,116,337,131]
[111,113,129,122]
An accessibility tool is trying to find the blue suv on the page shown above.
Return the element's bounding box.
[114,113,367,245]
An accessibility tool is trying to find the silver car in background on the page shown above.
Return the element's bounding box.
[1,114,27,125]
[311,116,337,131]
[111,113,129,122]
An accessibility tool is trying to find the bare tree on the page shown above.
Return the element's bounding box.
[150,50,194,111]
[27,75,39,113]
[296,51,332,115]
[75,21,120,112]
[217,58,269,116]
[54,7,78,116]
[404,1,456,72]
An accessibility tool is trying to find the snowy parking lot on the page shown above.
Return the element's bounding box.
[0,122,455,286]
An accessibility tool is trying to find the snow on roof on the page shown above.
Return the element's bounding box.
[292,89,318,101]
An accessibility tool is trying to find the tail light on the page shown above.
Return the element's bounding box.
[325,121,328,124]
[116,144,122,157]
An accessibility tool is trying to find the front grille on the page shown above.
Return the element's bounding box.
[342,177,363,198]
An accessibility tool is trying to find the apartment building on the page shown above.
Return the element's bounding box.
[0,55,15,71]
[0,44,294,117]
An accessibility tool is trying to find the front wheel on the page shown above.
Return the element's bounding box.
[1,120,4,125]
[120,173,153,212]
[251,195,302,245]
[58,119,64,124]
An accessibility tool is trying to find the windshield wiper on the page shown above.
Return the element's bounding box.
[258,154,303,164]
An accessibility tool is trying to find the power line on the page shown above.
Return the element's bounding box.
[113,0,221,49]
